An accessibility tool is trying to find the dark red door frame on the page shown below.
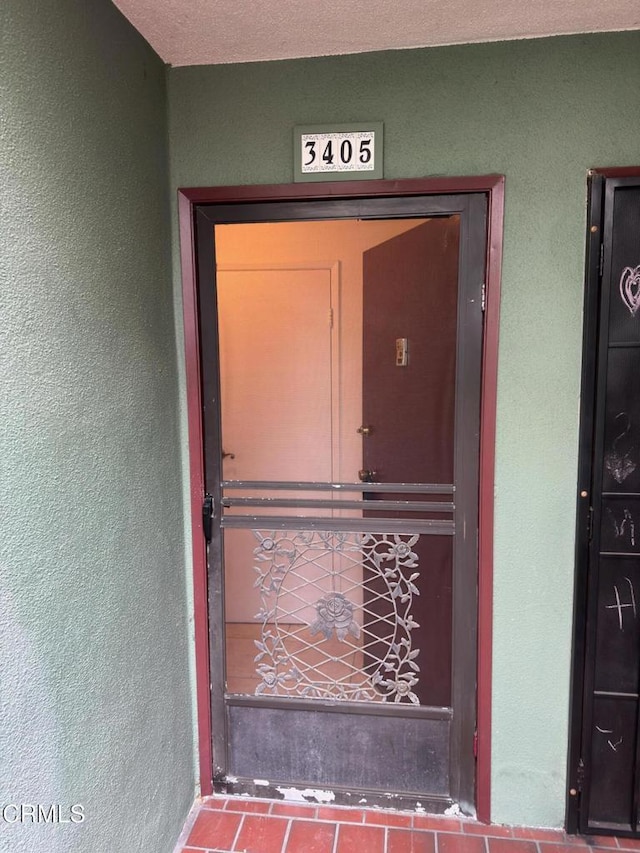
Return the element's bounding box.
[178,176,504,822]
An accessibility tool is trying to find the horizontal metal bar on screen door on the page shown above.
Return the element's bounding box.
[593,690,638,699]
[225,694,454,720]
[222,480,455,494]
[222,497,455,513]
[220,515,455,535]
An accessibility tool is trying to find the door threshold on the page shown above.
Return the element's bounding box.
[214,775,466,817]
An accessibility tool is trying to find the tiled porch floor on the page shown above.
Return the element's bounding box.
[176,796,640,853]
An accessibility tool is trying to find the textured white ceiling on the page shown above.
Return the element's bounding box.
[113,0,639,67]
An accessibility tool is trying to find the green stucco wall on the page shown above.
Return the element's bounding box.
[167,33,640,827]
[1,2,193,851]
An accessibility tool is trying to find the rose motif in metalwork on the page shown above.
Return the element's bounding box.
[394,678,413,697]
[309,592,360,642]
[372,669,420,705]
[262,668,277,687]
[386,534,419,566]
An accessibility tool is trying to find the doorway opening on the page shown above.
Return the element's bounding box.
[179,178,503,822]
[217,217,458,709]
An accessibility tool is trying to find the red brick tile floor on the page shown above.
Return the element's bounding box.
[175,796,640,853]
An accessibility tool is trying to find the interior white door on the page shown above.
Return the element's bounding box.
[217,265,336,622]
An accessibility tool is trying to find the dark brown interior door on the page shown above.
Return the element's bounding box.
[362,218,460,707]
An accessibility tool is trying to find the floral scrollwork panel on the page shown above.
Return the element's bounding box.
[252,530,422,704]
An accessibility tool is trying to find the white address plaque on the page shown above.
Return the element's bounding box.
[293,123,383,183]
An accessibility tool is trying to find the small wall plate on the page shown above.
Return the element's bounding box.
[293,122,384,182]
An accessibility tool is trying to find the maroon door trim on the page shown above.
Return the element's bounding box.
[590,166,640,178]
[179,189,213,792]
[477,176,504,823]
[178,175,504,822]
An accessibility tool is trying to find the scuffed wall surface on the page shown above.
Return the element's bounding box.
[1,1,193,851]
[167,33,640,827]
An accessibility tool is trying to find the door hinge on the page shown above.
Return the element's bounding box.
[599,242,604,278]
[576,757,585,792]
[203,493,214,543]
[481,283,486,313]
[587,505,594,542]
[329,307,334,328]
[473,729,478,759]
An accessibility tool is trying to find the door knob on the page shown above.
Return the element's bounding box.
[357,425,372,437]
[222,449,235,460]
[358,469,377,483]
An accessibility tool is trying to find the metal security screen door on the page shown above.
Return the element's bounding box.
[195,193,487,814]
[569,172,640,837]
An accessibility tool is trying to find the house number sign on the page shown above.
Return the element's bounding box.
[293,123,384,182]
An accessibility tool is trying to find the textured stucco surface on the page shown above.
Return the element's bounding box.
[167,32,640,827]
[113,0,640,67]
[1,1,193,851]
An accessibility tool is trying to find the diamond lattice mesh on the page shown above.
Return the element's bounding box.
[250,530,422,704]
